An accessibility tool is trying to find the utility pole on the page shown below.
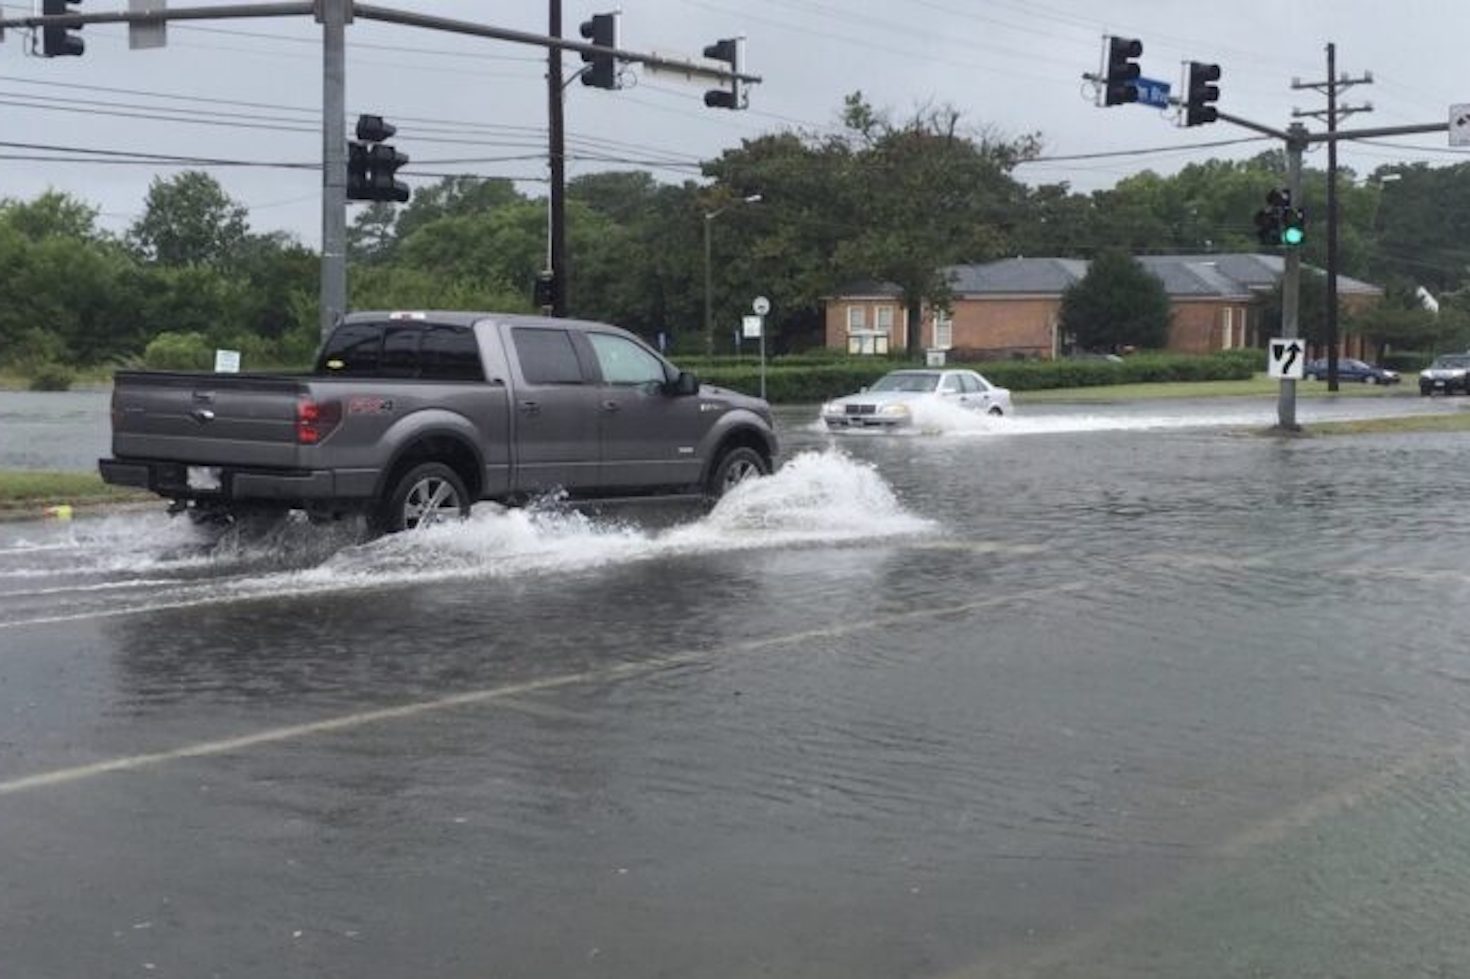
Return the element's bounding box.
[547,0,568,317]
[319,0,349,339]
[1293,44,1372,391]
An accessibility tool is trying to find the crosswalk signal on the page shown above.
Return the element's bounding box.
[579,12,619,90]
[703,36,746,110]
[1184,61,1221,126]
[348,114,410,204]
[1103,36,1142,106]
[41,0,85,57]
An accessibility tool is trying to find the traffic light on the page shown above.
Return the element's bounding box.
[1281,205,1307,247]
[1103,36,1142,106]
[348,114,410,204]
[534,272,556,310]
[579,12,619,90]
[41,0,85,58]
[1184,61,1221,126]
[1254,189,1306,248]
[703,36,745,110]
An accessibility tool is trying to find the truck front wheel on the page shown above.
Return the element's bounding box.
[706,446,770,500]
[375,462,471,533]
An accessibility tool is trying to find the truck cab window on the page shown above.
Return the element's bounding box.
[513,328,585,385]
[317,324,381,374]
[587,332,668,386]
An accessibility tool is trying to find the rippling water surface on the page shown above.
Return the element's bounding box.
[4,395,1470,978]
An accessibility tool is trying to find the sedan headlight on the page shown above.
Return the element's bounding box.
[879,403,911,416]
[1422,370,1434,379]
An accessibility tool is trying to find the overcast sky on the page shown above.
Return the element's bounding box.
[1,0,1467,246]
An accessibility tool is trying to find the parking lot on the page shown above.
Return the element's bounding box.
[6,397,1470,978]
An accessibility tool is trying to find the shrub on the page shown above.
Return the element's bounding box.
[1380,350,1431,372]
[142,331,212,371]
[26,361,75,391]
[696,351,1256,402]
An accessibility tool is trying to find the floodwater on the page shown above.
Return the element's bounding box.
[4,390,1470,978]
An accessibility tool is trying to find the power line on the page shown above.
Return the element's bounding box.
[1017,136,1272,164]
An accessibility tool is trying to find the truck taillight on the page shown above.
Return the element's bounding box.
[296,398,341,444]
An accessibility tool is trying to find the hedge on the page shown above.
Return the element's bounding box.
[696,352,1257,403]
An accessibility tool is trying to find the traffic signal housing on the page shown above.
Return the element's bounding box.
[348,114,410,204]
[1103,36,1142,106]
[1254,189,1306,248]
[41,0,85,57]
[1184,61,1221,126]
[579,12,619,90]
[703,36,746,110]
[1281,206,1307,247]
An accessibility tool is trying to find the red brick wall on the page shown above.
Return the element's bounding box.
[946,298,1057,358]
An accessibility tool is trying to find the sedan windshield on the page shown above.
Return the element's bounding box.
[1432,356,1470,369]
[870,372,940,393]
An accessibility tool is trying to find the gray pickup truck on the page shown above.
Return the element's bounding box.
[100,311,778,532]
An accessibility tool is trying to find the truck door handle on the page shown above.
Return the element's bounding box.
[600,400,621,413]
[518,400,541,416]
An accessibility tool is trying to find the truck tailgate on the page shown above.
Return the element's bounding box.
[111,371,307,468]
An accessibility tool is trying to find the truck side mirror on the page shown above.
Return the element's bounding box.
[668,371,700,396]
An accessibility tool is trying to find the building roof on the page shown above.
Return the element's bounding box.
[829,254,1383,302]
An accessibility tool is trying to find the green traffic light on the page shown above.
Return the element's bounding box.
[1281,226,1305,246]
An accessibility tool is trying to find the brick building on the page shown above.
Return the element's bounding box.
[823,254,1383,359]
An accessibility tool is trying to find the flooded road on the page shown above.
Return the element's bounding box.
[4,397,1470,977]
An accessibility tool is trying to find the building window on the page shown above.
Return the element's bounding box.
[1222,307,1234,349]
[933,311,953,350]
[847,306,866,332]
[847,333,890,356]
[875,306,894,335]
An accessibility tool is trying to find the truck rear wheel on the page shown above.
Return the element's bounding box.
[375,462,471,533]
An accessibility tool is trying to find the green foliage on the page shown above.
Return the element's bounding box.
[26,361,75,391]
[1059,249,1171,351]
[143,331,212,371]
[1379,350,1432,371]
[129,171,249,267]
[350,265,530,313]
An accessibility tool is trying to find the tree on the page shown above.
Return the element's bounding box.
[1259,269,1331,346]
[0,191,101,241]
[128,171,249,267]
[1059,249,1171,352]
[830,94,1036,356]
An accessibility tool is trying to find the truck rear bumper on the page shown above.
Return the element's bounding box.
[99,459,375,504]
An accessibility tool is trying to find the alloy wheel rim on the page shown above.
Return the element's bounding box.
[403,477,462,528]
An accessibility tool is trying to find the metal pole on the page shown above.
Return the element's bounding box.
[319,0,348,339]
[703,213,714,356]
[548,0,567,317]
[759,316,766,400]
[1325,42,1341,391]
[1279,123,1306,431]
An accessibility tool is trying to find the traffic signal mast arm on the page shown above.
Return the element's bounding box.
[0,1,763,88]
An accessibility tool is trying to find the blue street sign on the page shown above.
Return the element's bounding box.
[1135,77,1171,109]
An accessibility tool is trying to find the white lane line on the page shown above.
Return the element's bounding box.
[0,583,1081,796]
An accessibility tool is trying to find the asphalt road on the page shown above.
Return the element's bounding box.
[5,398,1470,978]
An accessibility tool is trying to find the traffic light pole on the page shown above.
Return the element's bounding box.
[319,0,348,340]
[1278,123,1307,431]
[547,0,567,317]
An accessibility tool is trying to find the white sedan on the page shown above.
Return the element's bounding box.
[820,369,1012,430]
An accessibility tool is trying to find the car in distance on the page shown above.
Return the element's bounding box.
[1419,354,1470,396]
[1303,358,1399,384]
[820,369,1012,430]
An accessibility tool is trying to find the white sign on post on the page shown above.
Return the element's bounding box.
[752,295,771,316]
[214,349,241,373]
[1267,337,1305,380]
[742,315,763,339]
[1451,104,1470,147]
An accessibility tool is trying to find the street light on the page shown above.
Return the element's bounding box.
[704,193,763,356]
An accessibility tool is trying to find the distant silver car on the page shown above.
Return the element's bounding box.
[821,369,1012,430]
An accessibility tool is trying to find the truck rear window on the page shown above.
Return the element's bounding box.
[317,323,484,381]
